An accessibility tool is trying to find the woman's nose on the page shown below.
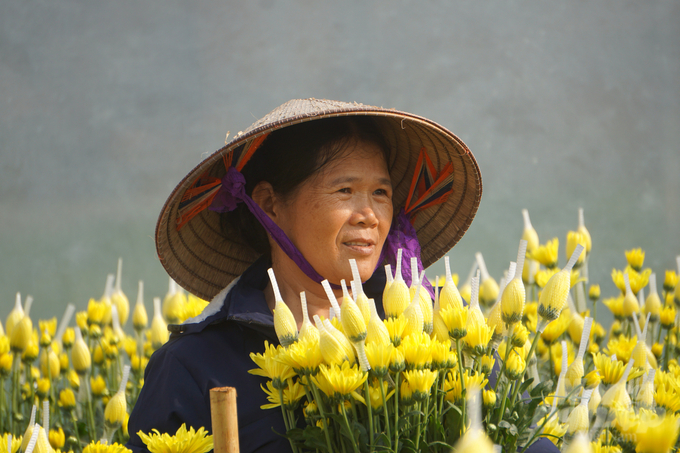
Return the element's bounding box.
[351,197,379,227]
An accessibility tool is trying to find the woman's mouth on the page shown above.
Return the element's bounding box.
[343,240,376,255]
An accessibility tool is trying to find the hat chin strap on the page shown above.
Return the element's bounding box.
[210,167,429,292]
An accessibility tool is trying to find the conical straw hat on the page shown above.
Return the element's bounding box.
[156,98,482,300]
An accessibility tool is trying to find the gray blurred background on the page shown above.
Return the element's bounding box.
[1,0,678,325]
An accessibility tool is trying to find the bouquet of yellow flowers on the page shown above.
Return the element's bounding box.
[251,210,680,453]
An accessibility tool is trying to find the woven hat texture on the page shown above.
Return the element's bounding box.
[156,98,482,300]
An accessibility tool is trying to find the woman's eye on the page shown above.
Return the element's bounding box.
[338,187,351,194]
[374,188,390,196]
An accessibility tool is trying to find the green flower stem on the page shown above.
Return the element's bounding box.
[0,377,5,433]
[363,379,374,446]
[309,380,334,453]
[663,327,671,372]
[10,353,20,435]
[548,343,555,381]
[414,401,422,451]
[493,341,513,393]
[340,400,360,453]
[85,376,97,442]
[510,333,541,406]
[455,339,467,427]
[378,377,392,448]
[70,409,81,449]
[277,387,299,453]
[393,372,401,452]
[518,409,555,453]
[493,379,512,444]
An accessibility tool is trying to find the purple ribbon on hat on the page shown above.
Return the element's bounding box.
[209,166,430,294]
[384,209,435,298]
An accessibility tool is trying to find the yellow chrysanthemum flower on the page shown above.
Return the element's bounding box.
[82,441,132,453]
[530,238,559,269]
[612,268,652,295]
[365,341,394,377]
[589,284,601,301]
[605,334,638,364]
[625,248,645,272]
[443,370,488,404]
[439,305,468,340]
[537,415,567,447]
[403,369,438,401]
[277,337,323,376]
[663,270,678,293]
[383,315,407,347]
[363,380,394,410]
[137,424,213,453]
[1,433,22,453]
[249,341,296,389]
[566,231,587,269]
[58,388,76,409]
[399,331,433,370]
[48,428,65,450]
[463,321,492,356]
[635,412,680,453]
[312,362,367,400]
[260,379,305,410]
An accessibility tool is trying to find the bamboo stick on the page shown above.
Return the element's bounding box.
[210,387,239,453]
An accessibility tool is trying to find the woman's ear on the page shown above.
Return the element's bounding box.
[251,181,277,221]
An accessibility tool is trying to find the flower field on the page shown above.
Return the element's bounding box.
[2,209,680,453]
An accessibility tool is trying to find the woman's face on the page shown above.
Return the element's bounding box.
[273,141,393,285]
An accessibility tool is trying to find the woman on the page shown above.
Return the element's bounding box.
[127,99,555,452]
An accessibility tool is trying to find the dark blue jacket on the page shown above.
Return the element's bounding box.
[127,256,557,453]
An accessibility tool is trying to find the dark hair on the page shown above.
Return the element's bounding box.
[220,116,390,255]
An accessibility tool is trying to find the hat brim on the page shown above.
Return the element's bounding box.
[156,99,482,300]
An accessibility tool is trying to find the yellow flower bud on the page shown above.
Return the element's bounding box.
[564,357,584,391]
[501,278,525,325]
[315,316,352,366]
[537,266,574,327]
[401,294,424,338]
[663,270,678,293]
[34,426,54,453]
[150,298,169,350]
[661,305,676,329]
[588,284,600,301]
[48,428,65,450]
[75,311,88,330]
[22,341,39,363]
[90,374,107,397]
[132,300,148,333]
[104,390,127,427]
[384,276,410,319]
[36,377,50,398]
[72,328,91,374]
[162,287,186,325]
[440,306,468,340]
[67,369,80,389]
[479,276,499,309]
[0,353,13,377]
[340,289,367,344]
[645,291,662,323]
[112,261,130,326]
[6,294,25,338]
[481,355,495,375]
[521,209,539,253]
[366,302,391,346]
[652,342,663,359]
[566,231,587,269]
[566,402,589,434]
[584,369,601,389]
[273,299,298,347]
[40,348,60,378]
[87,298,106,326]
[58,388,76,409]
[588,386,601,413]
[504,352,525,380]
[625,248,645,272]
[482,389,496,410]
[439,257,463,311]
[10,316,32,353]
